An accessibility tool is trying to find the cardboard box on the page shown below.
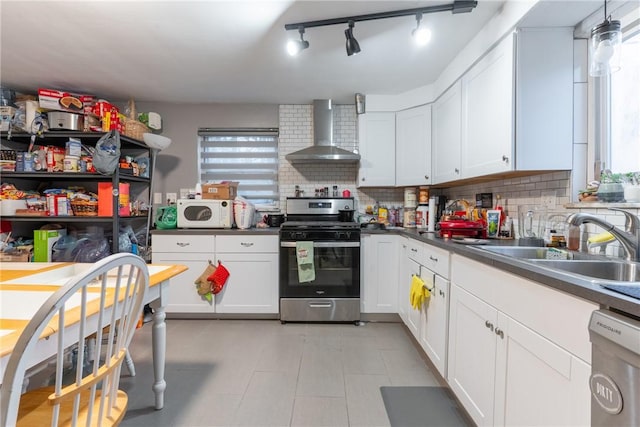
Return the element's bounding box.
[33,229,66,262]
[38,88,95,114]
[98,182,130,216]
[202,182,239,200]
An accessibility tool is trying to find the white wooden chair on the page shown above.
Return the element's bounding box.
[0,253,149,427]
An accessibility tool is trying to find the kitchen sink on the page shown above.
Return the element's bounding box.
[528,259,640,283]
[477,246,602,260]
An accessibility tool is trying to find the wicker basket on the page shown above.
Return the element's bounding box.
[123,119,149,141]
[122,97,149,141]
[71,200,98,216]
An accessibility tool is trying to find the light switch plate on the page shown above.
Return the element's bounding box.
[153,192,163,204]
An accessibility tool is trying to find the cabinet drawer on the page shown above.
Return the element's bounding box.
[216,235,278,253]
[407,239,423,263]
[423,244,450,279]
[153,234,214,253]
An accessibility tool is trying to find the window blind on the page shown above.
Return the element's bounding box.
[198,128,279,208]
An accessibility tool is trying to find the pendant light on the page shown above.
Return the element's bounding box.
[589,0,622,77]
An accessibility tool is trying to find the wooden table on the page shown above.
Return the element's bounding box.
[0,261,188,410]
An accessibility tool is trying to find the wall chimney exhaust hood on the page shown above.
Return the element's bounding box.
[285,99,361,163]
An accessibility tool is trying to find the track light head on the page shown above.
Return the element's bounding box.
[287,26,309,56]
[345,21,361,56]
[412,13,431,46]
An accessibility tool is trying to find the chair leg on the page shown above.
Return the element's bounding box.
[124,350,136,377]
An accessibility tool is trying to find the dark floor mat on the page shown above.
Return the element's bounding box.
[380,386,472,427]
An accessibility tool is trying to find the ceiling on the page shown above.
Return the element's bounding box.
[0,1,603,105]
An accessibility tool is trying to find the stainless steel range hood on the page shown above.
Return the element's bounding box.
[285,99,361,163]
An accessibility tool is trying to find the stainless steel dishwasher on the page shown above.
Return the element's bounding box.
[589,309,640,426]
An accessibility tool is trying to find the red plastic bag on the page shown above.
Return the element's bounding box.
[207,261,230,294]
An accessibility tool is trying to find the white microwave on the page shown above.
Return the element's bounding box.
[177,199,233,228]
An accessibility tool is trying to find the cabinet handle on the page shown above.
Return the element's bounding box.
[495,328,504,339]
[411,248,418,253]
[439,289,444,297]
[362,177,366,181]
[240,242,254,247]
[454,168,460,174]
[429,255,438,262]
[485,320,494,331]
[502,155,509,163]
[176,242,190,247]
[424,175,429,180]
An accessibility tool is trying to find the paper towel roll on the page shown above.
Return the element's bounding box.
[428,198,436,232]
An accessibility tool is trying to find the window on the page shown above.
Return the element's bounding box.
[610,16,640,173]
[198,128,279,209]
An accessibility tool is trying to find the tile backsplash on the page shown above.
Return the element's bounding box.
[278,103,639,257]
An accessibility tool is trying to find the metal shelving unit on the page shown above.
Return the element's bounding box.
[0,131,153,255]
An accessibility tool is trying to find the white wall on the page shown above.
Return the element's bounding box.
[134,102,278,196]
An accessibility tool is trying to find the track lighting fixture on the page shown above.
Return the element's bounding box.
[412,13,432,46]
[284,0,477,56]
[345,21,361,56]
[287,26,309,56]
[589,0,621,77]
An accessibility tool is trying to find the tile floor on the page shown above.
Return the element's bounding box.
[120,319,444,427]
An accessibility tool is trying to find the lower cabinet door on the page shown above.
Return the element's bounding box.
[447,284,498,426]
[494,312,592,427]
[152,253,216,313]
[214,252,279,314]
[419,273,449,378]
[406,258,421,338]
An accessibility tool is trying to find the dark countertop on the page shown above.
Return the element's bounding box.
[151,226,640,317]
[151,228,279,235]
[384,228,640,318]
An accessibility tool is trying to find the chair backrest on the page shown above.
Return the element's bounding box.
[1,253,149,427]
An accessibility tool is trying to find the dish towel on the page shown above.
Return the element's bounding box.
[296,241,315,283]
[410,274,433,310]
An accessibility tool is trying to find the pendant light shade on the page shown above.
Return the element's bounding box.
[589,1,622,77]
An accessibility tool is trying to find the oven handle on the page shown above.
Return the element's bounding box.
[280,242,360,248]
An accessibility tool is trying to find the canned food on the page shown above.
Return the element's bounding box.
[419,186,429,204]
[403,208,416,228]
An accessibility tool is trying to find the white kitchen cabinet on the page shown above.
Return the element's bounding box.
[357,112,396,187]
[431,81,462,184]
[152,235,216,314]
[433,28,574,185]
[448,255,596,426]
[417,244,450,378]
[361,234,399,313]
[448,284,498,426]
[460,34,514,178]
[397,237,410,324]
[215,235,279,314]
[395,104,432,186]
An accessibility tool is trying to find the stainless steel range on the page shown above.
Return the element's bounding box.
[279,197,360,324]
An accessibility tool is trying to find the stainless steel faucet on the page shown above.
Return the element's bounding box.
[566,208,640,261]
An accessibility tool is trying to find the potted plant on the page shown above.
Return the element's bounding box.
[598,171,625,202]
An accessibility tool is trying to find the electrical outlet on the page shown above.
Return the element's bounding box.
[166,192,177,204]
[153,192,163,204]
[541,191,557,208]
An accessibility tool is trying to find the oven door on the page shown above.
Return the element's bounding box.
[279,241,360,298]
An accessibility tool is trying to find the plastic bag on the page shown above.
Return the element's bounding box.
[93,130,120,175]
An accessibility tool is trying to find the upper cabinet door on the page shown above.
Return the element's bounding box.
[461,34,515,178]
[358,112,396,187]
[432,81,462,185]
[395,104,432,187]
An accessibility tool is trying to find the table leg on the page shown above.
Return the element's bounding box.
[151,305,166,410]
